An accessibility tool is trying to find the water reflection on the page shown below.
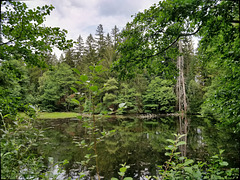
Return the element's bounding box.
[37,115,239,179]
[178,115,188,157]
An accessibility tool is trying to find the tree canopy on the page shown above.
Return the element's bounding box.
[0,1,73,116]
[114,0,239,132]
[114,0,239,78]
[1,0,239,132]
[0,1,72,67]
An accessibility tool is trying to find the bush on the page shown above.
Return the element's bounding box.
[143,77,176,113]
[1,116,45,179]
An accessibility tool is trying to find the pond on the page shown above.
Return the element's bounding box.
[37,115,239,179]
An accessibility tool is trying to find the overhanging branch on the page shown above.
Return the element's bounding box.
[0,16,25,46]
[145,25,202,59]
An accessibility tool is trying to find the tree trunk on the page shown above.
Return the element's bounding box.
[177,40,187,113]
[177,40,188,157]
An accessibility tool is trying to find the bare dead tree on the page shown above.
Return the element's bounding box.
[176,39,188,157]
[176,40,188,113]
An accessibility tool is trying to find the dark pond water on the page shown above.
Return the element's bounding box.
[37,115,239,179]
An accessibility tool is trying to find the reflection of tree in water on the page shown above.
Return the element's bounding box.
[184,116,240,168]
[178,115,189,157]
[37,116,239,179]
[95,117,177,179]
[176,39,189,158]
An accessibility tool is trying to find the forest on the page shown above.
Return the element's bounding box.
[1,0,239,179]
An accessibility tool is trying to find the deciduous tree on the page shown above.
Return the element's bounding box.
[114,0,240,131]
[0,1,72,116]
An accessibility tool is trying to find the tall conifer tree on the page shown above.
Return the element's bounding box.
[95,24,106,60]
[75,35,84,65]
[111,25,120,50]
[84,34,97,66]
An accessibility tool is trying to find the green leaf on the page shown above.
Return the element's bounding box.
[71,98,79,104]
[219,149,225,155]
[173,152,181,156]
[178,134,187,139]
[90,85,98,92]
[63,159,69,165]
[212,155,218,159]
[95,65,102,72]
[89,66,94,71]
[70,87,78,93]
[118,172,124,176]
[101,131,106,136]
[124,177,133,180]
[165,145,175,151]
[80,74,88,82]
[72,68,81,74]
[84,154,91,159]
[176,141,186,146]
[111,129,116,133]
[76,81,83,85]
[80,140,85,145]
[120,167,127,173]
[111,178,118,180]
[165,152,172,156]
[79,173,86,178]
[184,167,193,174]
[77,116,82,120]
[193,170,202,179]
[219,161,228,166]
[179,156,185,161]
[166,139,175,144]
[183,159,194,166]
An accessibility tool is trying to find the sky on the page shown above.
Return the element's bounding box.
[25,0,160,57]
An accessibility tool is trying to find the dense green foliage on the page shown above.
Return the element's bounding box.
[199,31,240,132]
[0,1,72,66]
[0,1,73,179]
[38,63,77,111]
[1,0,239,122]
[115,0,240,132]
[0,59,29,116]
[1,117,45,179]
[0,1,179,115]
[1,0,240,179]
[143,77,176,113]
[156,134,239,180]
[0,1,72,117]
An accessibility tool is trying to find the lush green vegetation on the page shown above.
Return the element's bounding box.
[114,0,240,132]
[1,0,239,179]
[19,112,80,119]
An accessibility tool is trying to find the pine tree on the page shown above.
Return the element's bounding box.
[111,25,120,50]
[64,48,75,68]
[84,34,97,67]
[45,53,58,66]
[95,24,106,60]
[74,35,84,65]
[59,54,64,64]
[106,33,112,47]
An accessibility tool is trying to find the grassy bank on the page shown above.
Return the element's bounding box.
[19,112,80,119]
[18,112,181,120]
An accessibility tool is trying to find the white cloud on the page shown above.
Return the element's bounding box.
[25,0,160,57]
